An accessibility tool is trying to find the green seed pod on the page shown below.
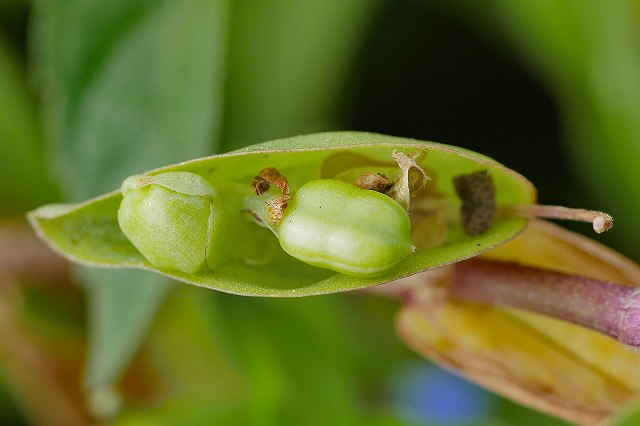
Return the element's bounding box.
[277,179,414,277]
[117,171,224,273]
[29,131,542,297]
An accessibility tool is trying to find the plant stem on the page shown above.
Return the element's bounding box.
[450,259,640,348]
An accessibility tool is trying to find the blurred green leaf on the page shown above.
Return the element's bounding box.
[80,268,172,389]
[0,35,56,213]
[494,0,640,257]
[0,0,26,14]
[610,397,640,426]
[31,0,229,393]
[221,0,379,150]
[114,286,412,425]
[29,132,534,296]
[496,397,570,426]
[31,0,227,200]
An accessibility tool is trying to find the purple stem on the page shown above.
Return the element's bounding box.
[450,259,640,348]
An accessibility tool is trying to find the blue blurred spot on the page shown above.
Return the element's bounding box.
[393,363,496,423]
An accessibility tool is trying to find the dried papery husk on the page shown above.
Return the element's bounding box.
[385,150,429,211]
[251,167,290,226]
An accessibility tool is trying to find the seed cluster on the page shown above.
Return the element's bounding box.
[116,159,502,278]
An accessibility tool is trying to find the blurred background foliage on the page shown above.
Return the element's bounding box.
[0,0,638,424]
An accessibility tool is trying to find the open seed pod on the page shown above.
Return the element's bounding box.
[30,131,606,297]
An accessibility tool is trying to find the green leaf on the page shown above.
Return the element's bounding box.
[0,35,57,213]
[30,0,229,391]
[81,268,172,389]
[114,287,415,425]
[29,131,535,297]
[31,0,228,200]
[221,0,378,150]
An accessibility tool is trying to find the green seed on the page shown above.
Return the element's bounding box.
[277,179,414,277]
[117,171,224,273]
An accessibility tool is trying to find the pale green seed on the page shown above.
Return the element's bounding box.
[117,171,224,273]
[277,179,414,277]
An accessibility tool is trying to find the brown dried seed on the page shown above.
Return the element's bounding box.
[352,173,394,193]
[453,171,496,235]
